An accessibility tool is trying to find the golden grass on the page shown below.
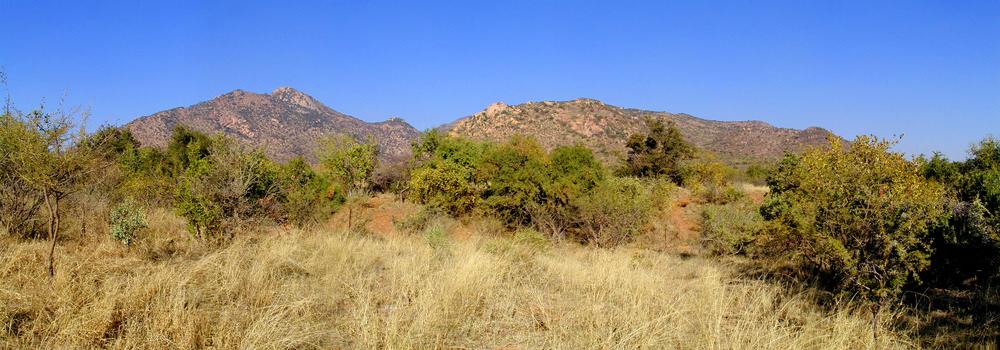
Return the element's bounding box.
[1,210,915,349]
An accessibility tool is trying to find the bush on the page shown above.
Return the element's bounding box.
[318,134,379,194]
[682,153,741,204]
[759,136,947,303]
[576,177,652,246]
[0,113,45,237]
[478,136,549,227]
[532,145,606,238]
[394,206,442,233]
[279,157,338,227]
[920,138,1000,286]
[409,159,479,216]
[371,161,411,198]
[701,199,762,255]
[174,139,282,238]
[621,117,693,184]
[423,224,451,252]
[108,198,148,246]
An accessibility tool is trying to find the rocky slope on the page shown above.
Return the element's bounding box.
[447,98,834,165]
[126,87,419,162]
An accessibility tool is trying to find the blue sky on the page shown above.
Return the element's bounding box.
[3,0,998,159]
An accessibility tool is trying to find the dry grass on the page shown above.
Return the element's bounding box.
[1,209,915,349]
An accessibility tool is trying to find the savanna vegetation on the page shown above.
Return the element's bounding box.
[2,100,998,348]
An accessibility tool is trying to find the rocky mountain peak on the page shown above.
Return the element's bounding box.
[270,86,323,110]
[126,87,420,162]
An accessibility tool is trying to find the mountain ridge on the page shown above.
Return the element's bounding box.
[446,97,834,165]
[126,89,835,166]
[126,87,420,162]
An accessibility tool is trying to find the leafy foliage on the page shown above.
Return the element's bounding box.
[682,153,742,204]
[701,198,763,255]
[532,145,606,238]
[318,135,379,195]
[174,138,282,238]
[0,107,107,275]
[576,177,652,246]
[108,198,148,245]
[919,138,1000,285]
[279,157,339,227]
[479,136,549,227]
[621,117,693,184]
[409,158,479,216]
[759,136,947,303]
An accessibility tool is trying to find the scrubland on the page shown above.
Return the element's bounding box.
[1,205,912,349]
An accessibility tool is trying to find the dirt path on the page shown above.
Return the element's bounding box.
[671,190,703,255]
[326,194,419,237]
[646,188,703,255]
[670,194,700,242]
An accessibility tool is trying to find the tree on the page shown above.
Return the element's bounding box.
[0,112,45,236]
[0,108,105,275]
[408,158,479,216]
[478,136,549,227]
[318,134,379,195]
[279,157,338,227]
[166,125,213,176]
[759,136,948,305]
[622,117,693,184]
[174,138,281,238]
[533,145,605,238]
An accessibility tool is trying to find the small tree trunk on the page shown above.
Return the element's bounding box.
[871,304,881,344]
[348,206,353,230]
[44,190,60,278]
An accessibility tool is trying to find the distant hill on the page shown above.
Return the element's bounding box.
[126,87,420,162]
[126,91,835,166]
[446,98,835,165]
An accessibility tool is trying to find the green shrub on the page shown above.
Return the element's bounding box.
[479,136,549,227]
[318,135,379,195]
[423,225,451,251]
[701,199,762,255]
[279,157,338,227]
[532,145,606,238]
[759,136,948,303]
[744,163,772,185]
[512,228,549,250]
[576,177,652,246]
[620,117,693,184]
[682,153,742,204]
[174,140,282,238]
[394,207,442,233]
[408,159,479,216]
[920,138,1000,286]
[108,198,148,245]
[371,161,411,198]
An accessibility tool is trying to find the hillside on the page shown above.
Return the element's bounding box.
[447,98,834,165]
[126,87,420,162]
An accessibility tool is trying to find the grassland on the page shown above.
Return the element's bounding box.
[1,199,914,349]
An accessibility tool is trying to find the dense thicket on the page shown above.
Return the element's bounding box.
[620,118,693,184]
[919,138,1000,288]
[757,136,948,304]
[407,131,645,244]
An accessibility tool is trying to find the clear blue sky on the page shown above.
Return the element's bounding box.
[3,1,998,159]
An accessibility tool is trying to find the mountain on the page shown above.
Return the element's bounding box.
[446,98,834,165]
[126,87,420,162]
